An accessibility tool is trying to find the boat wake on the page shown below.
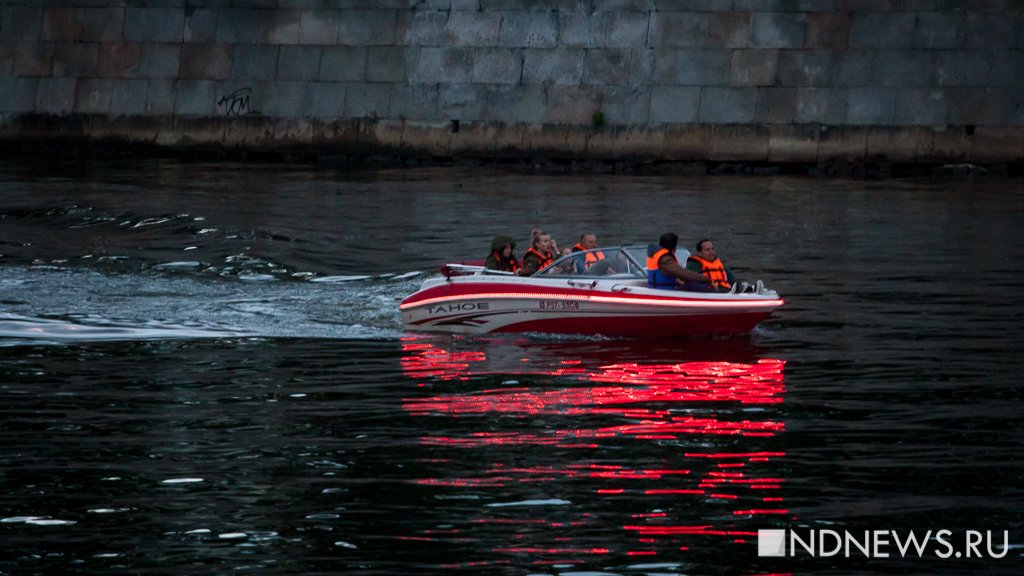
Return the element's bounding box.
[0,266,423,346]
[0,313,244,346]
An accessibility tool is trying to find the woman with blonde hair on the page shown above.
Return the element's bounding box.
[521,228,557,275]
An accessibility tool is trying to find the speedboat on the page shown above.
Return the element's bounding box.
[400,246,783,338]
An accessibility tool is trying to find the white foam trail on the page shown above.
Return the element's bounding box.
[155,261,202,269]
[0,313,243,345]
[0,266,416,344]
[26,519,77,526]
[311,275,373,283]
[485,499,571,508]
[390,271,423,280]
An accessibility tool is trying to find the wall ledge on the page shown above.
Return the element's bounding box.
[2,114,1021,177]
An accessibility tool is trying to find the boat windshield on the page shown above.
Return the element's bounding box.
[534,246,647,279]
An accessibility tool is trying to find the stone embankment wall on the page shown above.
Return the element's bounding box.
[1,1,1022,167]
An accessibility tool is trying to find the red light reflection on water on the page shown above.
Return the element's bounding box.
[399,337,790,566]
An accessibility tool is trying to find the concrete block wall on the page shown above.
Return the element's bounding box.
[1,0,1023,164]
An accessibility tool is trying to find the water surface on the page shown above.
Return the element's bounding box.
[1,160,1021,575]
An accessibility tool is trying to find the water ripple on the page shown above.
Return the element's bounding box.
[1,161,1022,575]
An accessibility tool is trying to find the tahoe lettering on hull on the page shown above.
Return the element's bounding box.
[426,302,490,315]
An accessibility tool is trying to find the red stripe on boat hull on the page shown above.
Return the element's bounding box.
[488,312,772,338]
[400,282,735,306]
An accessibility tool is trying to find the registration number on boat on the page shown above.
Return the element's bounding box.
[539,300,579,311]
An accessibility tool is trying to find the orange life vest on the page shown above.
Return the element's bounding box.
[524,247,553,271]
[687,255,731,289]
[646,247,677,289]
[489,251,519,273]
[573,243,605,266]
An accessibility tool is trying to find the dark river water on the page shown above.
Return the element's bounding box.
[1,160,1021,575]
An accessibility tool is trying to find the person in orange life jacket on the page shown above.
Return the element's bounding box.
[646,232,711,290]
[528,228,560,255]
[484,235,519,273]
[683,239,736,292]
[521,229,557,275]
[571,233,607,273]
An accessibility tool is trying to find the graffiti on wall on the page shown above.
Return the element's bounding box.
[218,88,259,116]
